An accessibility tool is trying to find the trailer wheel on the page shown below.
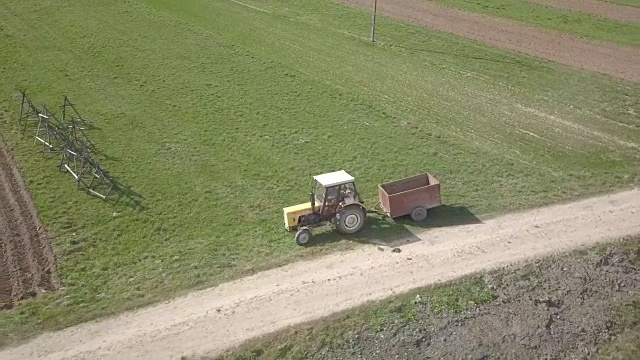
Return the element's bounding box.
[295,228,312,246]
[410,207,427,222]
[337,206,366,234]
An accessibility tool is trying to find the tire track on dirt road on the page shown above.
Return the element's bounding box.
[2,187,640,360]
[340,0,640,81]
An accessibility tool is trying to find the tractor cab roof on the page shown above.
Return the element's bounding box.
[313,170,355,187]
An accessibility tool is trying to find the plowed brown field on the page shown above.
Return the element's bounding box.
[0,145,58,309]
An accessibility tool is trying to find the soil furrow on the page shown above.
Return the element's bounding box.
[0,145,58,307]
[0,209,21,308]
[0,150,42,289]
[0,147,59,291]
[340,0,640,81]
[0,252,15,307]
[0,167,34,300]
[1,148,55,291]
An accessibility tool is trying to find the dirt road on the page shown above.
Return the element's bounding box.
[2,188,640,359]
[0,145,58,309]
[340,0,640,81]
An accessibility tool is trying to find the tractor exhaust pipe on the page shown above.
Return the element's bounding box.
[310,192,315,211]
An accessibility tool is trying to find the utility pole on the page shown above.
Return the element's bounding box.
[370,0,378,42]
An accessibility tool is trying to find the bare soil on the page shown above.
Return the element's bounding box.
[222,237,640,360]
[530,0,640,22]
[1,188,639,360]
[350,240,640,359]
[0,145,59,309]
[340,0,640,81]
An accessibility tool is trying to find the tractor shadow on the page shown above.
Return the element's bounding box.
[306,205,482,248]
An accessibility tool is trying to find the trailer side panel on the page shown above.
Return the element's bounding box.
[378,173,442,218]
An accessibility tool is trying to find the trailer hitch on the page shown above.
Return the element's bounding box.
[366,201,387,216]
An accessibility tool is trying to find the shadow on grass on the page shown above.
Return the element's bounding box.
[105,175,147,211]
[305,204,482,248]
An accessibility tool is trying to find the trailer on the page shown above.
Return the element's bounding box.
[375,172,442,222]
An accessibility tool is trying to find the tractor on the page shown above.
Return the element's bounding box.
[282,170,367,245]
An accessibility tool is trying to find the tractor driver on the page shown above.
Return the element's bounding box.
[340,185,355,199]
[325,186,340,211]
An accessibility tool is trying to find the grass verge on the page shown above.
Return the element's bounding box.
[431,0,640,46]
[0,0,638,347]
[595,300,640,359]
[606,0,640,7]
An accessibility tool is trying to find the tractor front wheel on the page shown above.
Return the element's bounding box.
[337,206,366,234]
[295,228,313,246]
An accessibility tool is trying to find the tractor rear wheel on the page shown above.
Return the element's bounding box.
[337,206,366,234]
[295,228,312,246]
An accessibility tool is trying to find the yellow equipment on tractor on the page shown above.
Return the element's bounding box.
[283,170,367,245]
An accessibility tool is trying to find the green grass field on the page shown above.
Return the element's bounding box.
[607,0,640,6]
[0,0,639,346]
[432,0,640,46]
